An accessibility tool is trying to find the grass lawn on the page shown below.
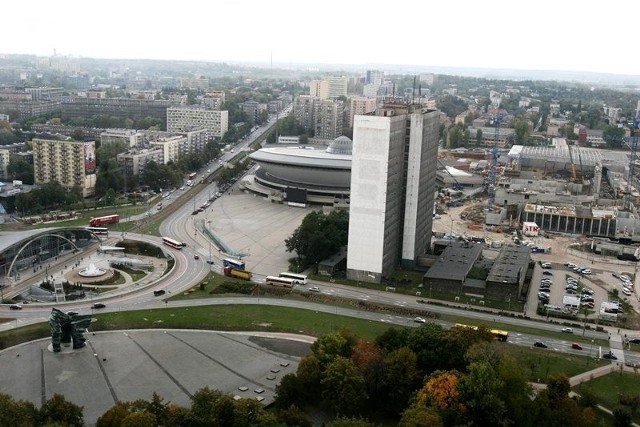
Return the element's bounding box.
[88,304,402,342]
[573,371,640,424]
[173,275,610,347]
[507,344,609,382]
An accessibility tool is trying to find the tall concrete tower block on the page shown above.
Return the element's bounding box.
[347,104,440,283]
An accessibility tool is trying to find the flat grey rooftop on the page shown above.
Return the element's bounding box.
[0,330,311,425]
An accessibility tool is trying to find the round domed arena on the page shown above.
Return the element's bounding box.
[245,136,353,206]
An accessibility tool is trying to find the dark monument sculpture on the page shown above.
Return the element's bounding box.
[49,308,93,352]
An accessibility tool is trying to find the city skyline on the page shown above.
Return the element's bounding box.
[3,0,639,77]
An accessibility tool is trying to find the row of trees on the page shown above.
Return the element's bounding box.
[274,325,636,426]
[15,181,82,215]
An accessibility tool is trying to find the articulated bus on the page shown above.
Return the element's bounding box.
[264,276,295,288]
[85,227,109,236]
[453,323,509,342]
[278,272,307,285]
[162,236,186,249]
[223,258,245,270]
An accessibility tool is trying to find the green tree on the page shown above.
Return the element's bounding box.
[329,416,376,427]
[274,373,304,409]
[121,411,156,427]
[0,128,19,145]
[38,393,85,427]
[71,129,85,140]
[514,118,530,145]
[275,404,312,427]
[603,124,626,148]
[189,387,227,425]
[95,158,124,197]
[475,128,483,146]
[96,402,132,427]
[381,347,419,414]
[285,210,349,270]
[0,392,38,427]
[311,331,353,367]
[7,158,34,184]
[398,402,443,427]
[97,140,127,167]
[321,356,368,416]
[458,361,506,426]
[296,355,323,403]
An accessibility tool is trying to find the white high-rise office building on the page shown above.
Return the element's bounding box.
[347,103,440,283]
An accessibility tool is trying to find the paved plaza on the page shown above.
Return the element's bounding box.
[0,330,312,425]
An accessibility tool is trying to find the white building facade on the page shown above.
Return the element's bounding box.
[347,104,439,282]
[166,107,228,138]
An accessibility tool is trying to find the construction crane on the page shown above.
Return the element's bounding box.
[487,115,501,210]
[567,143,577,182]
[624,118,640,211]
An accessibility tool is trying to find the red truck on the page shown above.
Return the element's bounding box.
[223,266,252,280]
[89,214,120,227]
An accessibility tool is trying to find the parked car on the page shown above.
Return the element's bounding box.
[629,338,640,344]
[194,254,200,260]
[581,288,594,295]
[561,327,573,334]
[565,262,577,268]
[542,271,553,276]
[541,262,552,269]
[534,341,548,348]
[581,269,592,275]
[571,343,583,350]
[622,287,632,296]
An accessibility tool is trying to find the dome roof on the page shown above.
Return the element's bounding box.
[326,136,352,155]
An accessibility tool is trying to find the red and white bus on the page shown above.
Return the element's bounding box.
[264,276,295,288]
[89,214,119,227]
[162,236,186,249]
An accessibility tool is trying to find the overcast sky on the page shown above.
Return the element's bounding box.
[4,0,638,76]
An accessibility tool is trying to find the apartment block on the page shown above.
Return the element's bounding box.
[309,77,348,99]
[117,148,164,179]
[32,138,97,197]
[149,135,184,164]
[349,97,377,127]
[100,129,144,148]
[166,107,228,138]
[314,99,344,140]
[293,95,318,130]
[61,97,174,128]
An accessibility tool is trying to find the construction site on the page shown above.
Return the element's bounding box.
[435,122,640,256]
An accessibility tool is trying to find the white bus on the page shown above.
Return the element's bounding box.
[279,272,307,285]
[265,276,295,288]
[162,236,186,249]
